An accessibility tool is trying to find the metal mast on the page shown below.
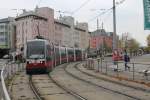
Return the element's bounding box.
[113,0,117,50]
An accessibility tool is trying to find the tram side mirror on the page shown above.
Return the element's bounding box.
[3,54,10,59]
[3,54,13,62]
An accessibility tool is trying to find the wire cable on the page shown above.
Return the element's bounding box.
[37,0,42,7]
[103,10,113,22]
[71,0,91,15]
[88,0,126,23]
[88,7,113,22]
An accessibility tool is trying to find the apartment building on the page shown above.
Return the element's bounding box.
[76,22,89,49]
[90,29,113,50]
[0,17,16,57]
[15,7,89,52]
[55,16,89,49]
[15,7,54,51]
[54,16,74,47]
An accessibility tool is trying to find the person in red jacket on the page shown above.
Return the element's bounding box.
[112,50,119,64]
[112,50,119,71]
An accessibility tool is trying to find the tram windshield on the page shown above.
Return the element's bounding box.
[27,41,45,59]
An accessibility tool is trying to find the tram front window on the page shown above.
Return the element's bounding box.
[27,41,45,59]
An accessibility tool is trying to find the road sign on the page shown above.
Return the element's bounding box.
[143,0,150,30]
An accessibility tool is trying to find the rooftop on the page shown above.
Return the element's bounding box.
[0,17,14,23]
[15,11,47,21]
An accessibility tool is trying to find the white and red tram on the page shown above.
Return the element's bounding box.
[25,39,54,74]
[25,39,85,74]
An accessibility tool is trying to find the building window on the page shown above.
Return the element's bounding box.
[26,29,27,34]
[55,26,57,30]
[59,26,61,30]
[0,32,4,35]
[26,21,28,25]
[0,25,4,29]
[5,25,8,30]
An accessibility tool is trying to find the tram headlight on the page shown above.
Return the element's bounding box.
[27,61,29,64]
[42,61,45,64]
[39,61,45,64]
[27,61,32,64]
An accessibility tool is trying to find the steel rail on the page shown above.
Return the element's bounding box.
[64,63,142,100]
[29,75,43,100]
[75,63,150,92]
[48,64,87,100]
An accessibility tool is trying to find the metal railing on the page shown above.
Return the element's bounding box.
[0,62,25,100]
[85,58,150,83]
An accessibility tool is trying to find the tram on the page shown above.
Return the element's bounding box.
[25,39,85,74]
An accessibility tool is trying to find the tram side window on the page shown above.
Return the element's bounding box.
[46,45,52,61]
[76,50,81,56]
[68,49,74,57]
[61,48,66,58]
[55,48,60,59]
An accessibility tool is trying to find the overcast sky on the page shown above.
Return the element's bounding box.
[0,0,149,46]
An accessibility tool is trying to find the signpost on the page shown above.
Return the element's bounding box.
[143,0,150,30]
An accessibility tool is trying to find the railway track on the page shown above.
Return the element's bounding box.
[29,75,43,100]
[64,62,150,100]
[48,73,87,100]
[75,63,150,92]
[29,72,87,100]
[10,62,150,100]
[51,63,141,100]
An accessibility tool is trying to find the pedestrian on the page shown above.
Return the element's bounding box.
[112,50,118,71]
[124,50,130,71]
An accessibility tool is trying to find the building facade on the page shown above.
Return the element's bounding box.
[54,16,74,47]
[0,17,16,57]
[90,29,113,51]
[54,16,89,49]
[15,7,89,53]
[76,22,89,49]
[15,7,54,51]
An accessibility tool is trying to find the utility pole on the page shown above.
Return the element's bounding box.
[113,0,117,50]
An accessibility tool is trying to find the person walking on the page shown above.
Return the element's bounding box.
[124,50,130,71]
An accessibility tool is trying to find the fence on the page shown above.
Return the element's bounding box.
[0,62,25,100]
[85,58,150,83]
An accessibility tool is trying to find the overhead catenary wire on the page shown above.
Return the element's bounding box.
[88,7,113,23]
[88,0,126,23]
[103,10,113,22]
[36,0,42,7]
[99,10,113,29]
[71,0,92,15]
